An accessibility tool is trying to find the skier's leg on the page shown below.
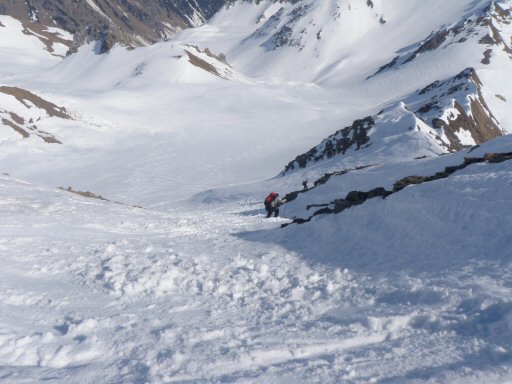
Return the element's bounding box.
[274,208,279,217]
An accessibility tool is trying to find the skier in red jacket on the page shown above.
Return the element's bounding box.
[264,192,286,218]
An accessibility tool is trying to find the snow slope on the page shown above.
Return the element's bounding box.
[0,38,349,206]
[1,134,512,383]
[1,0,512,382]
[0,16,71,80]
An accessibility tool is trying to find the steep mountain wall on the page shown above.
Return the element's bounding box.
[0,0,229,53]
[283,67,505,173]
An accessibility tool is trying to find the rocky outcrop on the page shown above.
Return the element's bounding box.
[247,0,385,52]
[261,4,311,51]
[18,20,72,57]
[371,1,512,76]
[183,45,233,79]
[59,187,109,201]
[0,0,229,54]
[283,66,504,175]
[282,164,375,204]
[282,151,512,227]
[406,68,504,152]
[283,117,374,173]
[477,1,512,63]
[0,86,70,143]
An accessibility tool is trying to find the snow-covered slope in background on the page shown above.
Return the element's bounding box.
[0,14,348,206]
[0,0,229,54]
[201,0,508,85]
[0,16,72,78]
[1,0,511,207]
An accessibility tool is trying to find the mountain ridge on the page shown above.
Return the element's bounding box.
[0,0,231,53]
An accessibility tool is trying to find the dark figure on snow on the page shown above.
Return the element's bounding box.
[302,180,308,190]
[264,192,286,218]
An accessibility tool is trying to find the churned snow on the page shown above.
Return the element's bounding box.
[1,136,512,383]
[1,0,512,383]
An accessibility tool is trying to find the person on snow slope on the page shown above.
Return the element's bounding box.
[264,192,286,218]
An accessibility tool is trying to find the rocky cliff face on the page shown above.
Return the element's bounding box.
[282,1,511,174]
[283,117,375,173]
[407,68,503,152]
[245,0,380,52]
[283,67,505,173]
[0,0,229,53]
[371,0,512,76]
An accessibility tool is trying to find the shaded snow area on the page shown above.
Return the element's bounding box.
[1,136,512,383]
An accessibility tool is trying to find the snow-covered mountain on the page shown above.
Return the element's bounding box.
[1,0,511,203]
[1,0,512,383]
[283,67,504,174]
[0,0,229,53]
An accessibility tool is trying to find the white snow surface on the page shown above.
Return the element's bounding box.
[0,16,68,80]
[1,0,512,382]
[1,136,512,383]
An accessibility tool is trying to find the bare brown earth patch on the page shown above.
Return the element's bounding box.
[9,112,25,125]
[60,186,145,209]
[0,87,68,143]
[185,50,222,78]
[35,132,62,144]
[60,187,109,201]
[21,21,72,56]
[1,117,62,143]
[0,86,70,119]
[2,118,29,138]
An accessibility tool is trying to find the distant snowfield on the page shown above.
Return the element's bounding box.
[0,31,354,205]
[0,0,510,205]
[1,0,512,382]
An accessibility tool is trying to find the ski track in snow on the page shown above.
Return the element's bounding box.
[1,174,512,383]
